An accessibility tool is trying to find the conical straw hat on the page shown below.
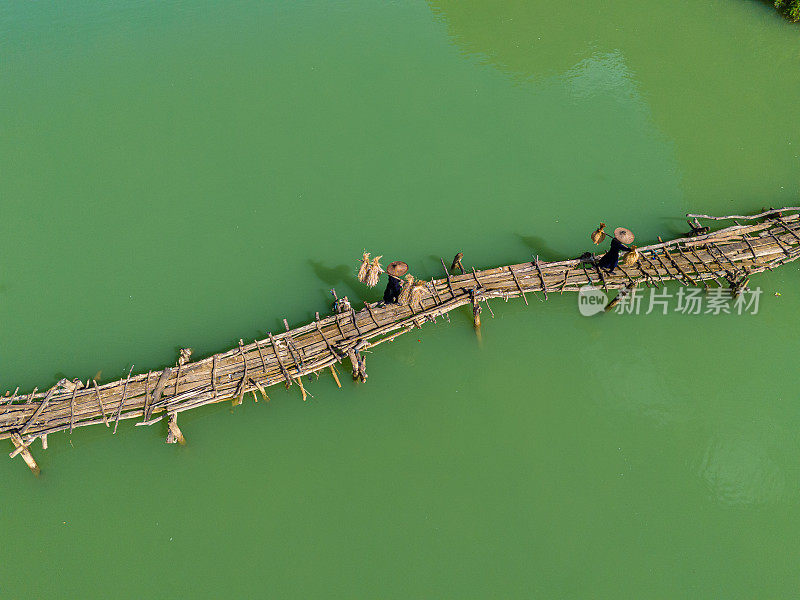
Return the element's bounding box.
[614,227,635,244]
[386,261,408,277]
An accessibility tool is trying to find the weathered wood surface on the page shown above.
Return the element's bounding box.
[3,209,800,452]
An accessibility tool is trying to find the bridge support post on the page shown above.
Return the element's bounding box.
[470,290,482,329]
[348,349,367,382]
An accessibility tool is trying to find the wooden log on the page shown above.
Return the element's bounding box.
[364,303,381,328]
[507,265,528,305]
[686,207,800,221]
[329,365,342,388]
[94,380,110,427]
[658,240,697,286]
[269,332,293,388]
[775,216,800,245]
[315,318,343,361]
[768,231,791,257]
[112,366,134,434]
[141,371,152,420]
[637,253,665,284]
[10,432,39,475]
[366,327,413,348]
[18,387,44,435]
[470,291,482,329]
[254,339,269,373]
[349,308,363,337]
[165,413,186,445]
[232,340,248,405]
[147,368,172,421]
[534,255,549,300]
[429,278,444,305]
[440,258,456,298]
[295,375,309,401]
[604,282,637,313]
[69,385,78,433]
[347,349,360,380]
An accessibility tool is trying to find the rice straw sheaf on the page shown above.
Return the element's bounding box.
[398,274,415,305]
[357,252,370,283]
[410,280,427,309]
[366,255,383,288]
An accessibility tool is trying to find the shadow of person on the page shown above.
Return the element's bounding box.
[307,259,371,305]
[514,234,564,262]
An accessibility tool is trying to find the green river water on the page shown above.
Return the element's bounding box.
[2,1,800,597]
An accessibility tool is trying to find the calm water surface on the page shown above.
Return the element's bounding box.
[2,1,800,597]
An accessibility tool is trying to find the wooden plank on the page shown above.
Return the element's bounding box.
[534,255,548,300]
[440,257,456,298]
[558,268,570,292]
[686,207,800,220]
[507,265,528,305]
[430,278,445,307]
[68,385,78,433]
[675,244,708,289]
[768,231,791,257]
[638,252,665,284]
[707,242,738,271]
[141,371,152,420]
[113,366,134,434]
[94,380,110,427]
[741,235,759,260]
[10,432,39,474]
[233,340,249,402]
[650,246,684,285]
[146,368,172,421]
[18,387,44,435]
[284,331,306,373]
[470,266,482,289]
[269,332,293,387]
[254,339,269,373]
[364,303,381,328]
[658,240,697,286]
[349,308,363,337]
[315,317,342,361]
[775,216,800,244]
[211,355,219,394]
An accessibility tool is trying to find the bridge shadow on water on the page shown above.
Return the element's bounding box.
[514,234,570,263]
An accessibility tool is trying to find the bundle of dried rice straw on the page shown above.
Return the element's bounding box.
[365,255,383,288]
[398,274,415,305]
[410,280,427,309]
[357,252,370,283]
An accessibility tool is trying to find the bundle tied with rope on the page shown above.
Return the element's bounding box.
[398,274,415,305]
[409,279,427,309]
[366,255,383,288]
[357,252,371,283]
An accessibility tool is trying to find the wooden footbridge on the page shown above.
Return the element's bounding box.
[4,207,800,473]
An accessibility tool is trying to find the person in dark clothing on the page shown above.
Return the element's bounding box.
[596,227,635,273]
[383,261,408,303]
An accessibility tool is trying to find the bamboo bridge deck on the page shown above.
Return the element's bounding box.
[4,207,800,472]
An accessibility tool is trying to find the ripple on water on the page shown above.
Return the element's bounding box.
[694,427,794,507]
